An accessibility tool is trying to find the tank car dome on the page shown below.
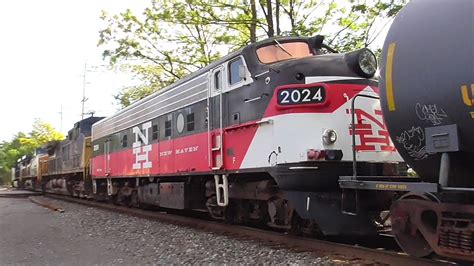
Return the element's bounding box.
[379,0,474,186]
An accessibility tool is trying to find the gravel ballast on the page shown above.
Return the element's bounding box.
[0,197,336,264]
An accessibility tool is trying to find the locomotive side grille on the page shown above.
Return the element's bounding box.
[438,212,474,255]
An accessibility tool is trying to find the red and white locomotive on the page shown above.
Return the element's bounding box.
[88,35,403,235]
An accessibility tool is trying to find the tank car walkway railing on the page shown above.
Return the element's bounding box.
[349,93,380,179]
[339,94,441,214]
[340,94,470,199]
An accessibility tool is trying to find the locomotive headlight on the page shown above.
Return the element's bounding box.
[358,49,377,77]
[345,48,377,78]
[322,129,337,145]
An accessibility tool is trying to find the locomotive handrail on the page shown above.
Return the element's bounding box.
[350,93,380,179]
[224,118,273,133]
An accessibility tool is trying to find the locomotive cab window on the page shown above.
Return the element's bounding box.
[256,41,312,64]
[229,57,244,85]
[214,71,221,91]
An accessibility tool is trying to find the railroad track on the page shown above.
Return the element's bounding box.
[40,194,451,265]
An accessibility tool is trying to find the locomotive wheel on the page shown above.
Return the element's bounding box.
[206,195,225,220]
[289,212,304,236]
[391,193,438,258]
[130,190,140,208]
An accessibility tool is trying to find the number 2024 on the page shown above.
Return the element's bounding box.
[280,88,323,104]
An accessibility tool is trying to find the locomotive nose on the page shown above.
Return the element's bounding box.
[276,52,377,82]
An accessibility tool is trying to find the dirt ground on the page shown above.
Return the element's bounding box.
[0,196,326,265]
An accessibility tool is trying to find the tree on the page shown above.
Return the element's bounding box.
[325,1,405,53]
[99,0,227,108]
[99,0,406,108]
[0,120,63,185]
[18,119,64,153]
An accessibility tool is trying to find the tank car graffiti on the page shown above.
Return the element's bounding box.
[396,126,427,160]
[132,121,153,170]
[415,103,447,126]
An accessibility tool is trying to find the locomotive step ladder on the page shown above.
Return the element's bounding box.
[210,133,223,170]
[214,174,228,206]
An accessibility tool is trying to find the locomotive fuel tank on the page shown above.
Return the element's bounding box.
[380,0,474,186]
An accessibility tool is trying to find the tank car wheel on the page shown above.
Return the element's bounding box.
[391,193,439,258]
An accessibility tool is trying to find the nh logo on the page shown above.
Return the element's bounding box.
[132,121,152,170]
[461,84,474,107]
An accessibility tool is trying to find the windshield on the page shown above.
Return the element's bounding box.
[256,41,312,64]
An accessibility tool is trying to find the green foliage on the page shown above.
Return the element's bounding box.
[0,120,63,185]
[327,0,406,52]
[99,0,407,108]
[99,0,228,106]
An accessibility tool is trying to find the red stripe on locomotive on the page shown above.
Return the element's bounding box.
[92,123,259,178]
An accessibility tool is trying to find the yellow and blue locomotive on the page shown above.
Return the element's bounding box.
[18,116,103,196]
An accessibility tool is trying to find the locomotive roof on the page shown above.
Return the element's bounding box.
[95,36,308,125]
[94,47,244,128]
[75,116,105,126]
[92,36,312,140]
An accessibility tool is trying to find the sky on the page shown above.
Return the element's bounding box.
[0,0,392,142]
[0,0,148,141]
